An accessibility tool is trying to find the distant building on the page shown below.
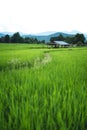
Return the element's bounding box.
[48,41,70,48]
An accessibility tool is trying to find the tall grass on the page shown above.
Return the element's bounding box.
[0,44,87,130]
[0,44,46,70]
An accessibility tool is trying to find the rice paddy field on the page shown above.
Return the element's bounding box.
[0,43,87,130]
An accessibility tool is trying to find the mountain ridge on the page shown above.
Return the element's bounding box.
[23,32,73,42]
[0,31,87,43]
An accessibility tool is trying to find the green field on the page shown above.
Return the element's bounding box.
[0,43,87,130]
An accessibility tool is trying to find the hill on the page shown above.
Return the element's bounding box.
[0,31,87,43]
[23,32,73,43]
[0,33,5,37]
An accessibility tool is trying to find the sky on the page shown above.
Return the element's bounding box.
[0,0,87,34]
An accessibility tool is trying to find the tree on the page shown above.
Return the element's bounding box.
[4,35,10,43]
[11,32,24,43]
[74,33,85,44]
[65,36,75,44]
[76,41,83,46]
[50,36,58,42]
[57,34,64,41]
[24,37,30,43]
[41,40,45,43]
[0,37,5,43]
[50,34,64,42]
[64,33,86,44]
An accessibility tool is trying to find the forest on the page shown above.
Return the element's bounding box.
[0,32,87,45]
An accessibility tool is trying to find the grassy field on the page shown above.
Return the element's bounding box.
[0,43,87,130]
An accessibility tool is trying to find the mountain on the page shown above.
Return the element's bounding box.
[64,30,81,34]
[23,32,73,43]
[0,32,14,38]
[0,33,5,37]
[35,31,57,36]
[0,31,87,43]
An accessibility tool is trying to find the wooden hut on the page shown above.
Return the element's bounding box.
[48,41,69,48]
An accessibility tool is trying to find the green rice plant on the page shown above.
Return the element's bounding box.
[0,44,87,130]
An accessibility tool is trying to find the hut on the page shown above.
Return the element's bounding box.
[48,41,69,48]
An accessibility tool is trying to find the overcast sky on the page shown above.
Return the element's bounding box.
[0,0,87,34]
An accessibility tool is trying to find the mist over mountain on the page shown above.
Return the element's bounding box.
[23,32,73,42]
[0,31,87,43]
[63,30,81,34]
[0,33,5,37]
[35,31,57,36]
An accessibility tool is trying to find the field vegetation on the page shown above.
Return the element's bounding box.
[0,43,87,130]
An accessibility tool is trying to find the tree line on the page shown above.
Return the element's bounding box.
[50,33,87,45]
[0,32,87,45]
[0,32,45,44]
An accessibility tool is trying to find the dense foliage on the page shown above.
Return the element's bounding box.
[0,32,44,44]
[0,32,86,45]
[50,33,86,45]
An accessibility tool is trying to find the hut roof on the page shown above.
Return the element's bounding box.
[54,41,69,45]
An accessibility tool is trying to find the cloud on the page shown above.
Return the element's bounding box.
[0,0,87,33]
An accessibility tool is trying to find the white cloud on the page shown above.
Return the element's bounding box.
[0,0,87,33]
